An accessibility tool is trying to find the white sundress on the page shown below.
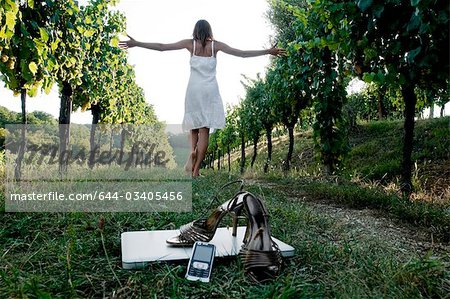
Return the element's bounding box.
[182,39,225,131]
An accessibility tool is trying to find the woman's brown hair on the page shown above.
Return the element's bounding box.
[192,19,213,48]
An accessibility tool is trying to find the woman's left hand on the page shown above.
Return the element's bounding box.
[268,45,287,57]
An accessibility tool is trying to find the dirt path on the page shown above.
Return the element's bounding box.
[248,179,450,257]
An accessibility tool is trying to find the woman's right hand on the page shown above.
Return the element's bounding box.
[119,35,138,49]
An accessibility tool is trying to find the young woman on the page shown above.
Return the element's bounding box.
[119,19,285,177]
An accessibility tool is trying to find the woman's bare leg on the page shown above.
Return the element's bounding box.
[193,127,209,177]
[185,129,199,174]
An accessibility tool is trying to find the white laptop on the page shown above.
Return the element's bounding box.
[121,226,295,269]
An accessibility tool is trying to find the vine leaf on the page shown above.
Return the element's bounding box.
[28,62,37,75]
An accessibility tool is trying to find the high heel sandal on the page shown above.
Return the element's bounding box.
[239,193,283,283]
[166,180,247,246]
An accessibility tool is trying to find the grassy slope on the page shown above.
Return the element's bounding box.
[234,117,450,239]
[345,118,449,191]
[236,117,449,198]
[1,174,449,298]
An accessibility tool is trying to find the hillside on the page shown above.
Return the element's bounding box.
[222,117,449,203]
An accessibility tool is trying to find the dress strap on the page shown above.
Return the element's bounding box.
[211,40,214,57]
[193,39,196,56]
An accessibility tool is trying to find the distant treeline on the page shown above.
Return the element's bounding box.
[0,106,56,126]
[0,106,57,148]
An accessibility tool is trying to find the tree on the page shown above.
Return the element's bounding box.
[266,46,311,171]
[43,0,87,173]
[0,1,56,122]
[69,1,160,168]
[207,130,220,170]
[269,0,351,173]
[0,1,56,178]
[260,82,278,173]
[353,0,449,193]
[243,76,279,173]
[235,104,247,174]
[220,105,238,172]
[241,75,265,169]
[345,82,404,124]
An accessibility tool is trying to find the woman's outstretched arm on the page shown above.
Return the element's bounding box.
[215,41,286,58]
[119,35,191,51]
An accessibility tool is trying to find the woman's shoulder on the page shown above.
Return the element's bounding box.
[212,40,228,50]
[177,39,194,51]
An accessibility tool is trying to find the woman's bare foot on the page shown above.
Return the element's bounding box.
[184,149,197,175]
[192,147,197,171]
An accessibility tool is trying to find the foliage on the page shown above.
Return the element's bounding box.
[351,0,449,193]
[0,1,164,176]
[264,0,449,189]
[270,0,356,173]
[0,105,17,126]
[0,106,57,148]
[47,0,85,92]
[240,75,265,144]
[265,49,310,130]
[345,82,404,123]
[220,105,239,152]
[217,105,239,170]
[212,0,448,178]
[0,0,50,97]
[354,0,449,89]
[71,1,157,126]
[0,1,157,126]
[0,0,19,78]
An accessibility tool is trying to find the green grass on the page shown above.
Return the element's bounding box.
[1,173,449,298]
[245,117,449,193]
[264,175,450,242]
[1,118,449,298]
[344,117,449,181]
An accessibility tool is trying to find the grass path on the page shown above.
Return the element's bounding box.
[251,178,450,257]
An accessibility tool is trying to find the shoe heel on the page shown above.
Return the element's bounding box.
[231,204,245,237]
[232,215,238,236]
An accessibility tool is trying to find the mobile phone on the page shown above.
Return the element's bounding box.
[185,242,216,282]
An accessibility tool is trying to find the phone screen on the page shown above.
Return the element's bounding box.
[193,245,213,262]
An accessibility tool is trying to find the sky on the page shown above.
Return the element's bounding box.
[0,0,274,124]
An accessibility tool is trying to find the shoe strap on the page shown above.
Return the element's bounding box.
[225,191,248,211]
[202,180,245,215]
